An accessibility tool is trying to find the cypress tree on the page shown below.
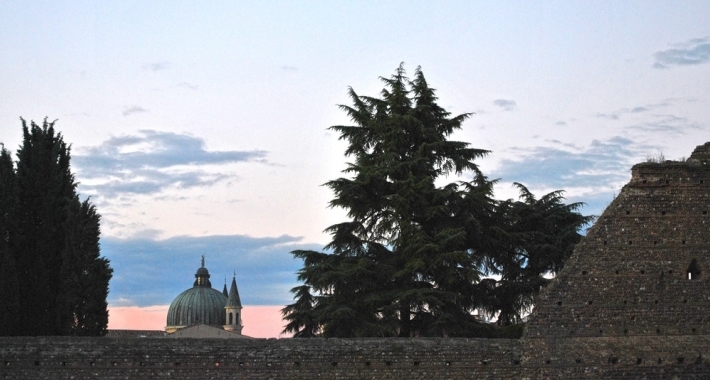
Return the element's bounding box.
[0,146,20,335]
[59,196,112,335]
[13,119,75,335]
[0,118,112,336]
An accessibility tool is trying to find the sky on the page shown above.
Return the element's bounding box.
[1,1,709,338]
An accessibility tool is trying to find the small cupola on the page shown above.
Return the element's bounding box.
[193,255,212,287]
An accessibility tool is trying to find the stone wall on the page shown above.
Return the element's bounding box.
[5,335,710,379]
[521,143,710,378]
[0,336,521,379]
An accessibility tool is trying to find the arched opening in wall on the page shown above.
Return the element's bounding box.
[687,259,702,280]
[229,312,233,325]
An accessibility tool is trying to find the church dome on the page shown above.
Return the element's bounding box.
[165,258,227,333]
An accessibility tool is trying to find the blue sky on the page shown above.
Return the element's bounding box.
[1,1,710,312]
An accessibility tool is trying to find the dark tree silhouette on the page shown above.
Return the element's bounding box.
[0,119,112,336]
[284,65,493,337]
[283,66,592,337]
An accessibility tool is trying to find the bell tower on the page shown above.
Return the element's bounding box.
[224,274,243,334]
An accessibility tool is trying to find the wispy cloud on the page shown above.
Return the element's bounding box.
[653,37,710,69]
[72,130,268,198]
[492,137,651,193]
[177,82,198,90]
[142,61,170,71]
[493,99,516,111]
[122,105,148,116]
[594,101,670,120]
[104,234,319,307]
[627,114,704,135]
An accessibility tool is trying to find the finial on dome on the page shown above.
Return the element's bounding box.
[201,255,205,268]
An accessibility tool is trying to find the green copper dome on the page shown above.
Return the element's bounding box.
[165,258,227,332]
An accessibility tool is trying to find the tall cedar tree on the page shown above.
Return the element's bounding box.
[282,65,592,337]
[0,119,112,336]
[283,65,493,337]
[480,183,593,326]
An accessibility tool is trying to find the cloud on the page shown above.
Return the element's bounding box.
[143,61,170,71]
[493,99,516,111]
[177,82,198,90]
[594,101,671,120]
[103,234,320,307]
[627,114,703,135]
[72,130,268,198]
[122,106,148,116]
[281,65,298,71]
[491,137,651,194]
[653,37,710,69]
[488,137,665,230]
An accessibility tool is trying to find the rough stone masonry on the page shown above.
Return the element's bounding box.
[5,142,710,379]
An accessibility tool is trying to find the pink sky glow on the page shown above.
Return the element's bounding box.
[108,305,289,338]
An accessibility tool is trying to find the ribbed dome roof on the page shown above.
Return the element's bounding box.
[166,287,226,328]
[165,258,227,331]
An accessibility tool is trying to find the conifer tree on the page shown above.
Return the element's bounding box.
[482,183,593,326]
[283,65,592,337]
[0,146,20,335]
[0,119,112,336]
[13,119,75,335]
[283,65,493,337]
[59,196,112,335]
